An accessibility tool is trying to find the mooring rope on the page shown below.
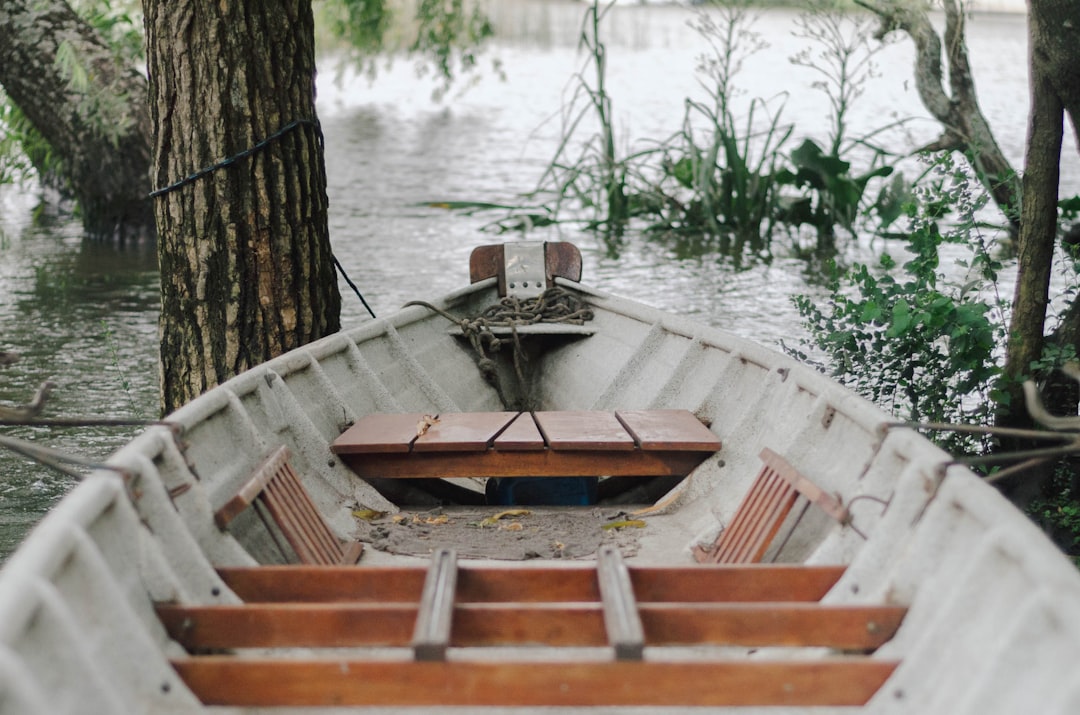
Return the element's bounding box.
[149,118,319,198]
[404,286,594,399]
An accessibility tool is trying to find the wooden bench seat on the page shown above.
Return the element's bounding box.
[330,409,721,479]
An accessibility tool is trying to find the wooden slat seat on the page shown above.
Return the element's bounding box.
[160,558,905,708]
[693,448,850,564]
[330,409,721,480]
[215,446,364,566]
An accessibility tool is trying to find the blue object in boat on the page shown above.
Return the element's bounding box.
[486,477,598,506]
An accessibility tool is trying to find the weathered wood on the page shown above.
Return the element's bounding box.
[616,409,720,450]
[412,549,458,661]
[157,601,902,650]
[412,413,518,453]
[214,446,363,566]
[333,413,431,454]
[171,658,899,706]
[596,546,644,660]
[533,411,636,451]
[332,410,720,479]
[491,411,546,451]
[216,564,845,604]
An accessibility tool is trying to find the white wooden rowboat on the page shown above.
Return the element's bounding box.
[1,241,1079,713]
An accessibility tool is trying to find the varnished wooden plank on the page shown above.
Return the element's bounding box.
[616,409,721,451]
[172,657,899,707]
[630,564,845,602]
[412,413,518,453]
[533,411,636,451]
[339,449,708,478]
[218,565,428,603]
[157,603,417,648]
[331,413,431,454]
[639,603,907,650]
[412,549,458,661]
[216,564,845,604]
[158,601,901,650]
[492,411,546,451]
[597,546,644,660]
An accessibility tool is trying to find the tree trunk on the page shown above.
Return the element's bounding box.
[857,0,1022,235]
[1000,0,1066,422]
[145,0,342,414]
[0,0,153,238]
[1007,0,1080,429]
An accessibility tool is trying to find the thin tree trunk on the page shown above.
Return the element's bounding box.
[0,0,153,238]
[1008,0,1080,444]
[145,0,342,414]
[857,0,1021,235]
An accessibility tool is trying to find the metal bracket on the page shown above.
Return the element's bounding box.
[502,241,547,298]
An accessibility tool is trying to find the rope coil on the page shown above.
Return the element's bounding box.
[405,286,594,402]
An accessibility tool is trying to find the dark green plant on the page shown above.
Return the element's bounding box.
[775,138,893,247]
[1028,467,1080,567]
[793,155,1006,455]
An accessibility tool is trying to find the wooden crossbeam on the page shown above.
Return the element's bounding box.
[216,564,846,604]
[156,602,905,650]
[411,549,458,661]
[597,546,644,660]
[171,658,899,707]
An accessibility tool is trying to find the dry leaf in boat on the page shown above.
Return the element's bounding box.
[479,509,531,527]
[425,515,449,525]
[416,414,439,437]
[352,508,387,521]
[501,522,524,532]
[602,519,647,531]
[391,514,407,524]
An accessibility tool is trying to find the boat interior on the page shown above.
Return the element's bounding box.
[2,242,1080,712]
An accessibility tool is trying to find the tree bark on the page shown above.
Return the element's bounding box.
[145,0,342,414]
[1004,0,1080,432]
[0,0,153,238]
[857,0,1022,235]
[1000,0,1066,419]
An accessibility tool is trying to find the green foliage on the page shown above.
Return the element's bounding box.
[1028,468,1080,567]
[793,155,1006,454]
[476,0,901,265]
[775,138,893,245]
[0,98,58,188]
[322,0,495,97]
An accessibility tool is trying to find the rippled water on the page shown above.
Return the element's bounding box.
[0,3,1067,559]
